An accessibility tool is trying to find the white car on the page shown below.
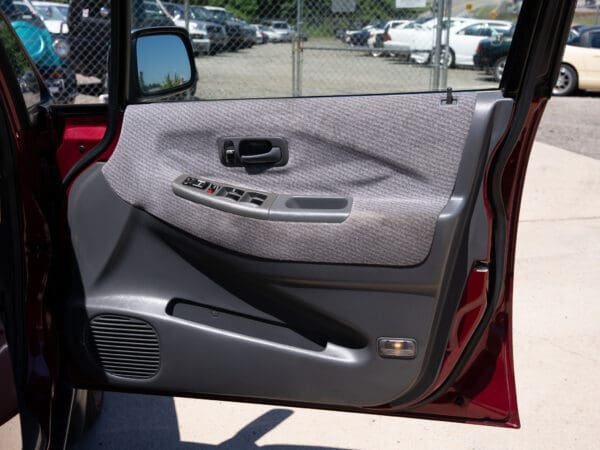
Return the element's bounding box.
[383,21,431,61]
[367,20,411,57]
[266,20,292,42]
[250,24,268,44]
[31,1,68,34]
[259,25,282,43]
[554,26,600,95]
[450,21,513,66]
[384,18,512,66]
[160,2,229,55]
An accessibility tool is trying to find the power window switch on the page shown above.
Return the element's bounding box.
[183,177,197,186]
[191,180,209,189]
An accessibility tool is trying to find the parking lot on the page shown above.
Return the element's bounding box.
[77,39,498,103]
[198,40,496,99]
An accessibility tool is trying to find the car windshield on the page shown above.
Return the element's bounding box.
[141,0,165,19]
[168,5,202,21]
[34,4,66,20]
[207,9,232,22]
[190,7,210,21]
[4,2,35,21]
[272,22,288,29]
[503,25,516,37]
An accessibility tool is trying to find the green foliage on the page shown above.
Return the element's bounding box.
[186,0,258,20]
[185,0,431,23]
[141,71,187,93]
[0,23,30,75]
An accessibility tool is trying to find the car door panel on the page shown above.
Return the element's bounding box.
[63,91,513,409]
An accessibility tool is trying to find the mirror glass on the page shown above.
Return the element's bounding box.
[136,34,191,95]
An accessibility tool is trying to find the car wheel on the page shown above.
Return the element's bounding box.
[441,47,455,68]
[553,64,578,96]
[493,56,507,82]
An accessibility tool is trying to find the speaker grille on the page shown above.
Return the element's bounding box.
[89,315,160,379]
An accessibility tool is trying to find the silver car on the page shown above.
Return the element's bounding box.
[161,1,228,55]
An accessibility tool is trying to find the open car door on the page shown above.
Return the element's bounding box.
[0,0,578,447]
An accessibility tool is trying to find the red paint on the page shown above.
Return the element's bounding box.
[0,76,55,434]
[56,117,107,177]
[56,116,120,179]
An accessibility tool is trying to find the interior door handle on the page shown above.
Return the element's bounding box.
[239,147,282,165]
[218,137,288,167]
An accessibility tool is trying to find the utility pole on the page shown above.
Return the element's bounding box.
[431,0,444,91]
[292,0,304,97]
[184,0,190,31]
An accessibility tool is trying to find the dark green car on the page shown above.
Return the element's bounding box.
[473,27,513,82]
[475,26,582,82]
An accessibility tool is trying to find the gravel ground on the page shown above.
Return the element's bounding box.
[194,39,497,99]
[76,39,498,103]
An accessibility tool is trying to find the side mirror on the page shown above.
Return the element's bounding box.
[130,27,197,102]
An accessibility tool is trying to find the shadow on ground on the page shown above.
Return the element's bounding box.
[72,393,347,450]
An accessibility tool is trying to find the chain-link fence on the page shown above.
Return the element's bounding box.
[1,0,534,104]
[188,0,522,100]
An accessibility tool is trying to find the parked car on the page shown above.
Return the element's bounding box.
[474,26,581,83]
[368,20,411,57]
[236,19,256,49]
[554,25,600,95]
[201,5,244,51]
[260,24,283,42]
[264,20,292,42]
[473,26,514,82]
[67,0,175,84]
[1,0,76,102]
[384,18,512,66]
[447,20,513,66]
[345,23,385,47]
[162,2,227,55]
[31,0,67,34]
[250,24,269,44]
[382,21,427,60]
[336,19,369,40]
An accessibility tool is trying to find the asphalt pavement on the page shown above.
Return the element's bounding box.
[536,94,600,160]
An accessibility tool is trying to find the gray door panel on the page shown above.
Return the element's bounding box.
[64,91,514,408]
[102,92,478,266]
